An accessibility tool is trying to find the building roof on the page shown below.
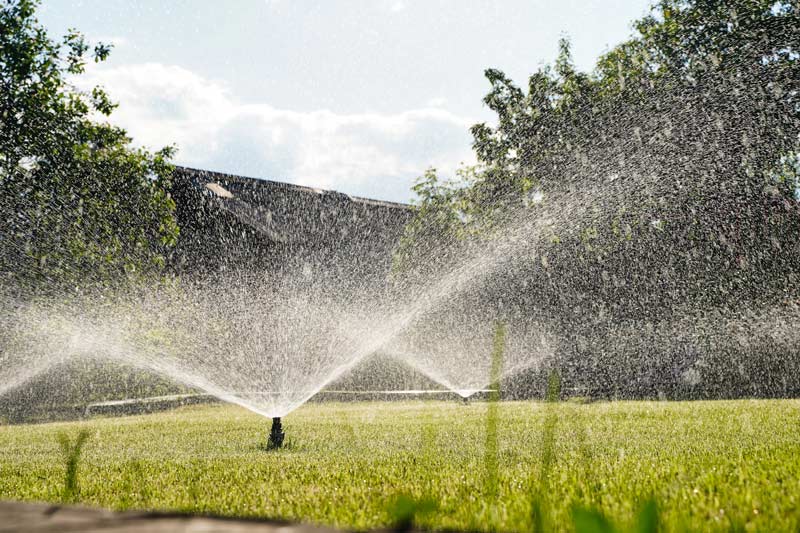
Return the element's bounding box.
[175,166,410,208]
[171,166,413,246]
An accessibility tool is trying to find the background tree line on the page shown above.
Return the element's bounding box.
[0,0,182,421]
[395,0,800,399]
[0,0,178,296]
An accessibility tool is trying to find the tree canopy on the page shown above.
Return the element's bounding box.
[398,0,799,309]
[0,0,178,294]
[394,0,800,397]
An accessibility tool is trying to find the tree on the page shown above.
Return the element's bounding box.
[395,0,800,398]
[0,0,178,294]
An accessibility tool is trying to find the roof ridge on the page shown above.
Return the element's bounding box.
[174,166,412,211]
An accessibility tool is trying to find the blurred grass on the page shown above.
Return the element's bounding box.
[531,370,563,532]
[0,400,798,531]
[484,321,506,505]
[57,428,90,503]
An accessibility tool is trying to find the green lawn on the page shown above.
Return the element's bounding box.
[0,400,799,531]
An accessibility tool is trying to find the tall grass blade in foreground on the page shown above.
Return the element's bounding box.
[387,495,438,532]
[57,429,90,503]
[633,499,658,533]
[571,507,616,533]
[484,320,506,502]
[531,369,561,532]
[571,498,659,533]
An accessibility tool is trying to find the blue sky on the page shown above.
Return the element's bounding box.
[40,0,652,202]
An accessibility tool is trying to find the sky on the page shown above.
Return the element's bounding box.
[39,0,653,203]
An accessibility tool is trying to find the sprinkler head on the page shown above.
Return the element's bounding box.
[268,416,285,449]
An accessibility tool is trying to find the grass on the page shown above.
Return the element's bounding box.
[56,428,90,502]
[0,400,799,531]
[484,321,506,503]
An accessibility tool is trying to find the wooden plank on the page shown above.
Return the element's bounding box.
[0,501,341,533]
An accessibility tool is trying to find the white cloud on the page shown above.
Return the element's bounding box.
[390,1,407,13]
[78,62,475,202]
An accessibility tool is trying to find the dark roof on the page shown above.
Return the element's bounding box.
[174,166,410,210]
[171,166,413,246]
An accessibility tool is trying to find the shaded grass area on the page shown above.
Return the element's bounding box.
[0,400,799,531]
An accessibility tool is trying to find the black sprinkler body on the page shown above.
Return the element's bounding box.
[269,416,285,449]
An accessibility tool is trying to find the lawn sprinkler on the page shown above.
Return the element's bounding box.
[268,417,285,449]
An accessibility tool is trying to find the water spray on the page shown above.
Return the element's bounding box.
[268,416,285,449]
